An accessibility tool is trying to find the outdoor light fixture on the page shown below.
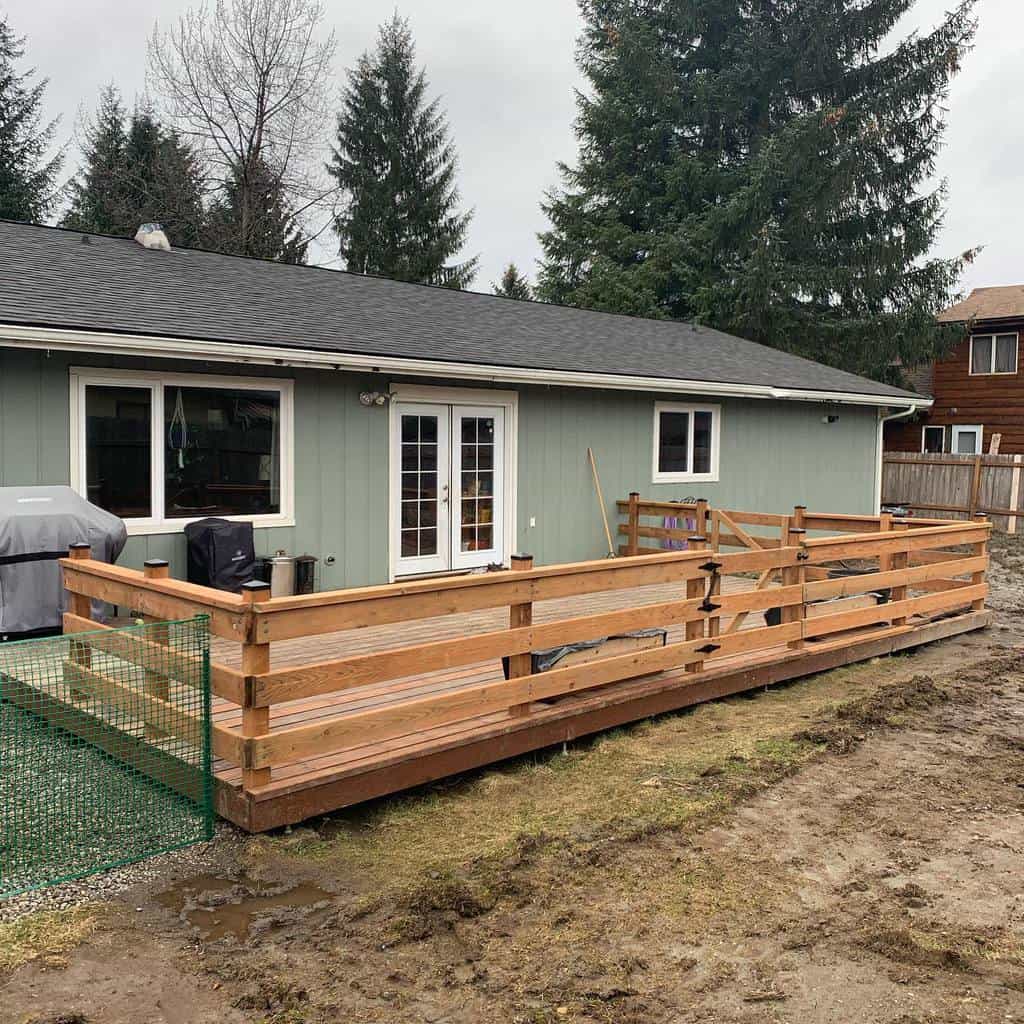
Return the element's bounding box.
[359,391,390,406]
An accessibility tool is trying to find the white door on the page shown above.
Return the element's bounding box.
[392,402,505,576]
[393,404,451,576]
[451,406,504,571]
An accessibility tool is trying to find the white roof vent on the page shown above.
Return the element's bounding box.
[135,223,171,251]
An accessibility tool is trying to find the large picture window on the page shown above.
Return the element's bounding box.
[970,333,1018,375]
[72,369,294,534]
[652,402,720,483]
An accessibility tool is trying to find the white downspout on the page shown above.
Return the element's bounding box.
[875,404,919,513]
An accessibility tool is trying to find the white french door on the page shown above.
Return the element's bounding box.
[392,402,506,577]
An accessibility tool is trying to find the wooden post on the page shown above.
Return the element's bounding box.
[685,535,707,672]
[66,543,93,700]
[968,455,983,518]
[67,542,93,621]
[241,580,272,789]
[877,511,893,573]
[627,492,640,556]
[792,505,807,532]
[971,514,988,611]
[695,498,709,541]
[142,559,171,739]
[781,522,806,649]
[710,509,721,552]
[508,554,535,717]
[1009,455,1022,536]
[890,522,910,627]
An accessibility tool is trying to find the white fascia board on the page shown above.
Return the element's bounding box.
[0,324,933,410]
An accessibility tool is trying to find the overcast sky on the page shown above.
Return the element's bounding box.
[3,0,1020,296]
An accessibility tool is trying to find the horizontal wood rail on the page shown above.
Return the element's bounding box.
[59,502,991,796]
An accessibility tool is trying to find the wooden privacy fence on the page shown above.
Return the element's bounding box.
[882,451,1024,533]
[59,500,990,823]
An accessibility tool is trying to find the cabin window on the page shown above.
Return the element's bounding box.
[921,425,945,453]
[970,333,1018,375]
[652,402,720,483]
[71,369,294,535]
[951,424,983,456]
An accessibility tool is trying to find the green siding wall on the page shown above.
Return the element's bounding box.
[0,346,879,586]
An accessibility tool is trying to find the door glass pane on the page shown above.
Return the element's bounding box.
[693,411,713,473]
[85,385,152,518]
[164,386,280,518]
[995,335,1017,373]
[658,411,689,473]
[460,416,496,552]
[971,336,992,373]
[399,413,440,558]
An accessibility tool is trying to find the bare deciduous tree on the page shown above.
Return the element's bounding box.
[148,0,336,260]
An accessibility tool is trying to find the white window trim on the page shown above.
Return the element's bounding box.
[921,425,946,453]
[951,424,984,456]
[969,332,1019,375]
[70,366,295,536]
[387,383,519,582]
[652,402,721,484]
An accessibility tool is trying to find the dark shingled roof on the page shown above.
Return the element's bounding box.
[0,220,919,402]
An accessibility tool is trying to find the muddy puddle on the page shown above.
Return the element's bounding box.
[156,873,332,941]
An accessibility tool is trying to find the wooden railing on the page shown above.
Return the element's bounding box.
[60,504,990,795]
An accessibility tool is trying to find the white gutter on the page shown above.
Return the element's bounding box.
[875,403,920,513]
[0,323,934,410]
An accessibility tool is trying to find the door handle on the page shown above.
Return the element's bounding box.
[442,484,450,505]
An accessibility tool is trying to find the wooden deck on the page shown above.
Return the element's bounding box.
[57,501,994,832]
[209,578,987,830]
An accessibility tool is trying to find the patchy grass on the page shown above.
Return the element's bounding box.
[0,905,105,972]
[860,917,1024,972]
[259,652,940,904]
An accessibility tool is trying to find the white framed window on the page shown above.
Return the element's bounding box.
[969,333,1018,375]
[921,425,945,453]
[951,424,983,455]
[652,402,721,483]
[70,368,295,536]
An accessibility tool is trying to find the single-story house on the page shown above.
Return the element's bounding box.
[0,220,929,588]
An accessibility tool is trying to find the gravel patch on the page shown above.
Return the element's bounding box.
[0,822,243,922]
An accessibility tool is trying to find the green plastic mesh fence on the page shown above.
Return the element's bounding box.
[0,616,213,898]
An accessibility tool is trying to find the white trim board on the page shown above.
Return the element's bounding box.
[2,324,931,410]
[69,366,295,536]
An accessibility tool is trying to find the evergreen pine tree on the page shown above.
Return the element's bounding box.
[493,262,533,300]
[0,15,62,222]
[123,107,207,248]
[63,88,207,246]
[206,160,308,264]
[329,15,477,288]
[538,1,978,382]
[62,86,130,234]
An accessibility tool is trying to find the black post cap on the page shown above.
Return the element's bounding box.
[143,558,169,568]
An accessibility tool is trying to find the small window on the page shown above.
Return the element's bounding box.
[951,424,983,455]
[921,425,945,453]
[653,403,720,482]
[970,333,1018,375]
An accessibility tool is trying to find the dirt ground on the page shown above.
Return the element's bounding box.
[4,534,1024,1024]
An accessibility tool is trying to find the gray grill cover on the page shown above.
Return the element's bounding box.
[0,486,127,637]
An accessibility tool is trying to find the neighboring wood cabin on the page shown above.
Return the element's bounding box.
[0,220,928,588]
[886,286,1024,455]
